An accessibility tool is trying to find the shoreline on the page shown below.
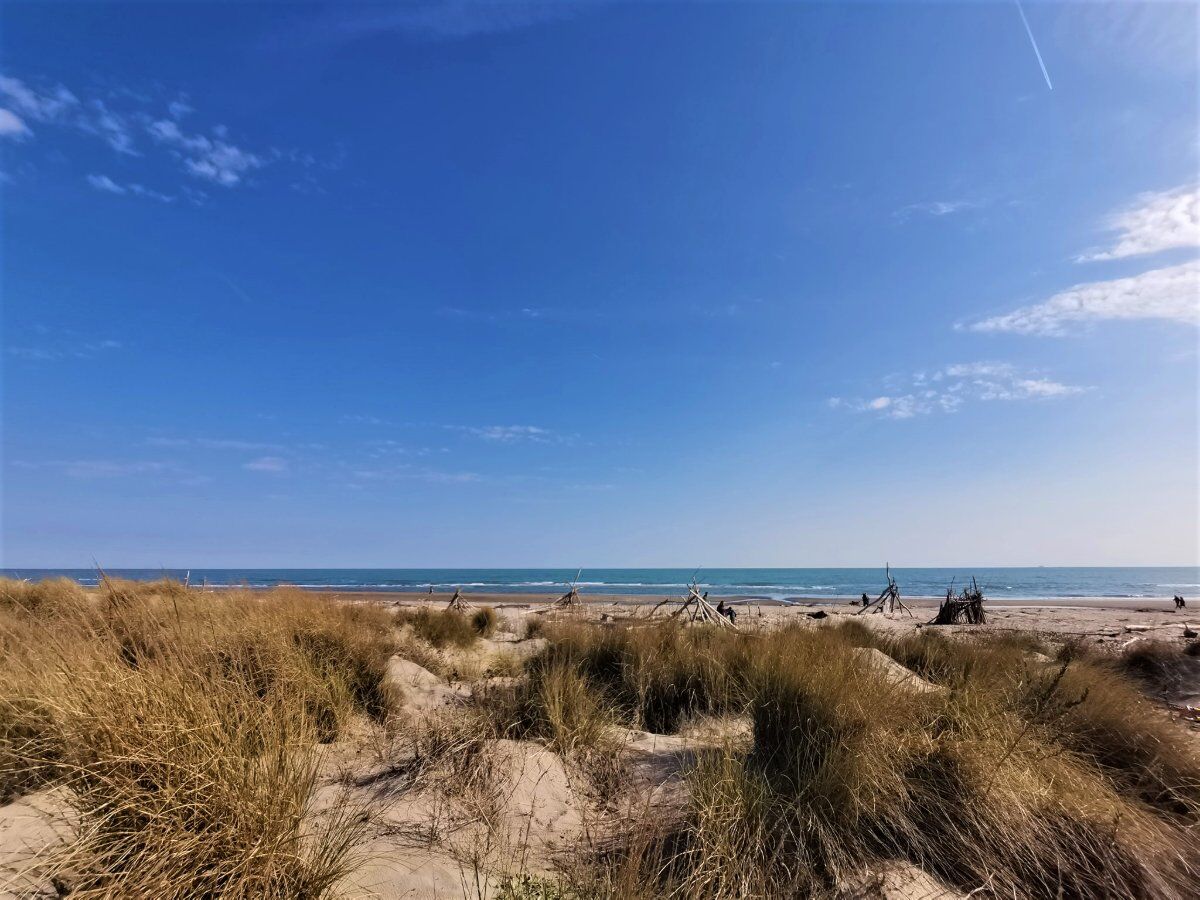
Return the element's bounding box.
[315,588,1184,612]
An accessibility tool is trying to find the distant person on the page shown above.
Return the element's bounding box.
[861,592,870,607]
[1175,594,1187,610]
[716,599,726,616]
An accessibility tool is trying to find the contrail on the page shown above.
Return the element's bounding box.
[1014,0,1053,91]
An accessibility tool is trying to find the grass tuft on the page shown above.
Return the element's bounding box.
[0,580,389,896]
[471,605,498,638]
[396,607,479,648]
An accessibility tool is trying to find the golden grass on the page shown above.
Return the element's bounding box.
[525,619,1200,898]
[471,605,499,638]
[396,606,481,648]
[528,620,755,732]
[5,581,1199,898]
[0,578,395,896]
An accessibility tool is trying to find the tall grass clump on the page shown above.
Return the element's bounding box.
[396,606,479,648]
[43,653,366,897]
[509,659,614,755]
[590,625,1200,899]
[835,623,1200,819]
[532,621,755,732]
[0,576,87,616]
[471,605,498,638]
[0,579,394,896]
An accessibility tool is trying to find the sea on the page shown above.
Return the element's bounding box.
[2,567,1198,602]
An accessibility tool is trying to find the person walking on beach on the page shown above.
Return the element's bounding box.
[861,592,870,607]
[1175,594,1187,610]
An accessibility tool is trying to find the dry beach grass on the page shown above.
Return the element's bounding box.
[1,578,1198,898]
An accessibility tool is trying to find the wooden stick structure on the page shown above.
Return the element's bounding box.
[446,588,473,613]
[649,580,738,628]
[856,565,913,617]
[929,578,986,625]
[536,569,585,615]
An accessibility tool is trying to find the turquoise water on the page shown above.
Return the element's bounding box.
[3,567,1197,601]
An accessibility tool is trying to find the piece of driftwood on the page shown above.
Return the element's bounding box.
[650,580,737,628]
[446,588,473,612]
[856,565,912,617]
[930,578,986,625]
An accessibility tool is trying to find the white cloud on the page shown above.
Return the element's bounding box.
[127,182,174,203]
[86,173,173,202]
[12,459,172,478]
[452,424,556,443]
[148,118,264,187]
[167,97,194,120]
[832,362,1087,420]
[7,337,122,361]
[86,99,137,155]
[1014,378,1084,399]
[343,463,481,486]
[941,362,1016,379]
[243,456,289,473]
[968,261,1200,335]
[311,1,578,44]
[1059,2,1197,77]
[0,108,29,138]
[894,200,978,221]
[0,76,78,121]
[0,73,310,196]
[1077,184,1200,262]
[87,173,126,194]
[149,437,279,451]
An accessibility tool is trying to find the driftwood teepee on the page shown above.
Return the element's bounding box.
[650,580,737,628]
[446,588,473,612]
[929,578,986,625]
[856,565,913,617]
[537,570,585,614]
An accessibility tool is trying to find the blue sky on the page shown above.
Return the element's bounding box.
[1,1,1197,568]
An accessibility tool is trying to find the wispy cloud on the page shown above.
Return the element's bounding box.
[967,261,1200,335]
[301,1,581,45]
[243,456,289,474]
[831,362,1087,420]
[1075,184,1199,262]
[0,76,78,121]
[167,96,194,121]
[1061,2,1197,77]
[7,336,122,361]
[894,199,979,222]
[12,459,175,479]
[449,424,560,443]
[147,437,280,451]
[146,118,263,187]
[1,73,326,197]
[0,108,30,139]
[342,463,480,487]
[86,173,174,202]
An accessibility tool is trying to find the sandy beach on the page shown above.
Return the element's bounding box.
[325,589,1195,646]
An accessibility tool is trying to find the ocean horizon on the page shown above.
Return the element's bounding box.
[5,567,1197,602]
